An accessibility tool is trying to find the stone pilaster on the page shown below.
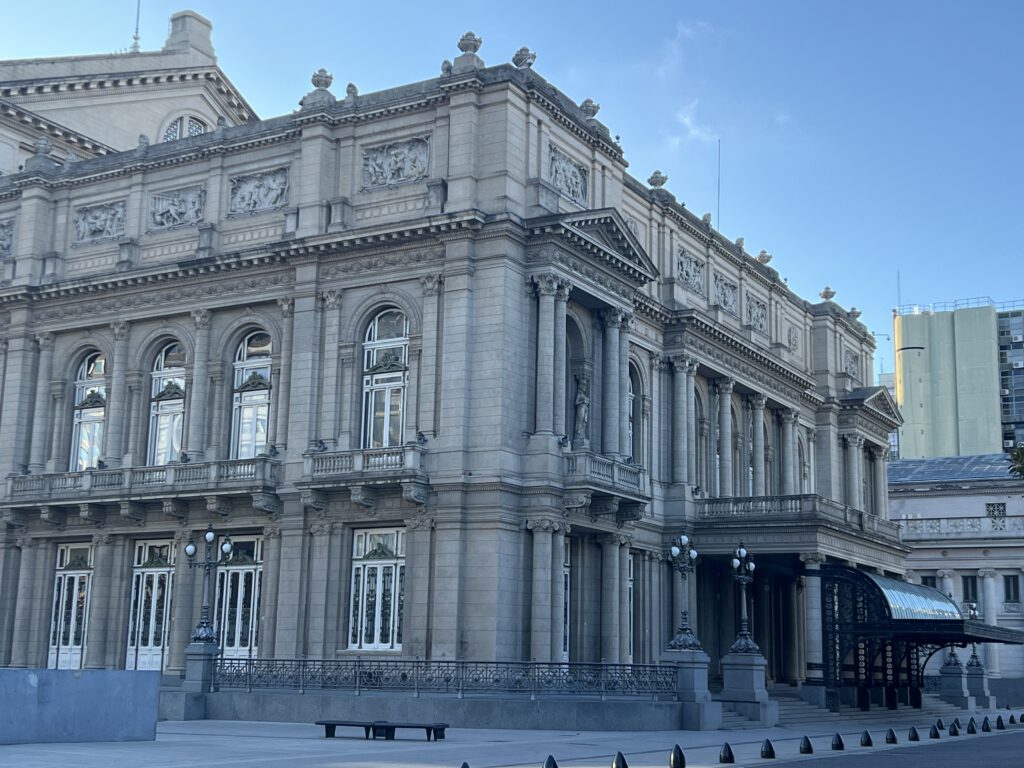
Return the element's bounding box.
[685,359,698,483]
[550,523,569,662]
[186,309,211,460]
[83,532,115,668]
[672,356,688,484]
[800,552,826,704]
[602,311,621,455]
[717,378,734,497]
[618,313,632,457]
[751,394,766,495]
[104,321,130,466]
[258,524,282,659]
[553,280,571,437]
[318,289,342,448]
[528,517,555,661]
[618,539,631,662]
[273,297,294,451]
[28,332,54,473]
[166,528,196,675]
[780,408,795,496]
[600,533,621,662]
[937,569,956,600]
[872,446,889,519]
[979,568,1000,676]
[532,274,558,434]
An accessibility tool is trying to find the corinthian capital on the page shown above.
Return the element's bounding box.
[110,320,130,341]
[191,308,212,329]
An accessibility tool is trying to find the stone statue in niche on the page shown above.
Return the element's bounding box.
[229,168,289,214]
[679,252,705,294]
[713,272,737,314]
[549,145,588,205]
[574,373,591,444]
[73,201,126,243]
[362,137,429,188]
[787,326,800,353]
[843,349,860,378]
[746,295,767,332]
[0,220,12,259]
[150,186,206,229]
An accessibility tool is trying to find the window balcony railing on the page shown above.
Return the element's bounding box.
[7,457,280,502]
[564,451,645,495]
[696,494,902,539]
[304,445,425,479]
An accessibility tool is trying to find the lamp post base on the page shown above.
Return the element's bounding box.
[182,641,220,693]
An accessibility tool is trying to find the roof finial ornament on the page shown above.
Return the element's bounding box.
[458,32,483,54]
[735,236,745,250]
[300,69,337,110]
[580,99,600,120]
[512,47,536,68]
[137,134,150,149]
[648,170,668,188]
[311,68,333,90]
[757,249,772,264]
[441,60,453,76]
[820,286,836,301]
[33,136,53,157]
[849,307,862,319]
[702,212,713,228]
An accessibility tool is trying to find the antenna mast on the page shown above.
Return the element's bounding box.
[130,0,142,53]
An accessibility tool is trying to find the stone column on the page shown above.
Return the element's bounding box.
[417,274,443,439]
[619,313,632,457]
[186,309,211,460]
[528,518,554,662]
[103,322,130,466]
[305,517,333,657]
[751,394,766,496]
[601,534,620,662]
[533,274,557,434]
[83,533,115,668]
[273,297,294,451]
[685,359,698,483]
[807,428,817,494]
[872,447,889,519]
[402,513,434,659]
[800,552,826,705]
[618,539,631,662]
[844,434,859,508]
[672,357,688,484]
[602,310,621,455]
[7,536,39,668]
[318,289,342,448]
[780,409,795,496]
[550,524,568,662]
[28,333,55,473]
[256,524,281,659]
[553,280,571,437]
[937,569,956,600]
[165,529,196,676]
[786,578,801,683]
[717,378,734,497]
[980,568,1000,676]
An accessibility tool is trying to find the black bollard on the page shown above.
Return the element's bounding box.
[936,717,945,730]
[799,736,814,754]
[669,744,686,768]
[760,739,776,759]
[929,724,941,739]
[953,718,961,729]
[611,752,628,768]
[982,717,992,732]
[967,720,977,734]
[860,730,873,747]
[831,733,845,751]
[543,757,559,768]
[969,717,977,730]
[885,728,898,744]
[996,715,1006,730]
[908,726,920,742]
[719,742,735,764]
[1010,715,1018,725]
[460,763,470,768]
[949,722,960,736]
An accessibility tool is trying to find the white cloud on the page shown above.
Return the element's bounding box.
[654,20,713,79]
[674,99,716,143]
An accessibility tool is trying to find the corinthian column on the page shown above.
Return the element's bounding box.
[780,409,795,496]
[600,534,620,661]
[553,280,571,437]
[528,518,554,661]
[28,333,55,473]
[619,313,632,457]
[751,394,766,495]
[273,297,294,450]
[186,309,211,460]
[671,356,688,484]
[319,289,342,448]
[717,378,734,496]
[104,321,130,467]
[979,569,1000,676]
[602,311,621,455]
[533,274,558,435]
[685,359,698,482]
[872,446,889,518]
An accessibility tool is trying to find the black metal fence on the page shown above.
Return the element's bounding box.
[214,657,676,700]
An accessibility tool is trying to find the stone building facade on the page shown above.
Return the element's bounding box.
[0,16,904,702]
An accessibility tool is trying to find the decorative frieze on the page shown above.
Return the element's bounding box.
[745,294,767,332]
[549,144,588,205]
[229,168,289,214]
[362,137,429,188]
[73,201,126,244]
[843,348,860,378]
[149,186,205,230]
[679,251,705,294]
[712,272,737,314]
[0,219,12,259]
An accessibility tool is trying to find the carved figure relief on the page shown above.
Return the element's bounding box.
[843,348,860,378]
[787,325,800,353]
[745,294,767,332]
[73,201,126,243]
[679,252,705,294]
[0,219,12,259]
[549,145,588,205]
[362,137,429,188]
[713,272,738,314]
[573,373,591,442]
[625,216,639,236]
[229,168,289,214]
[150,186,206,230]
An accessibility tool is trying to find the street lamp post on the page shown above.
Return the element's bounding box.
[667,531,701,650]
[729,542,760,654]
[184,524,233,644]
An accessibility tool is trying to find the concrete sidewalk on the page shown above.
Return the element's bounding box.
[2,714,1023,768]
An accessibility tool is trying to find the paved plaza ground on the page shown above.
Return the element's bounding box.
[3,716,1024,768]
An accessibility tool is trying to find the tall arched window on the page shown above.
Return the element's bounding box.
[70,352,106,471]
[231,331,272,459]
[148,342,186,465]
[628,365,643,464]
[362,309,408,449]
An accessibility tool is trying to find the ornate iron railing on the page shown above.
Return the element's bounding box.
[213,658,676,700]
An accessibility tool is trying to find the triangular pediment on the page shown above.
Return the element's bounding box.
[841,386,903,428]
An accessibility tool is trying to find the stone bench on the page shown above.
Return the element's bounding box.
[314,719,449,741]
[314,720,375,739]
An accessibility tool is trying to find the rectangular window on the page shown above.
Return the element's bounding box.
[921,575,937,589]
[962,575,978,605]
[1005,574,1021,604]
[348,527,405,651]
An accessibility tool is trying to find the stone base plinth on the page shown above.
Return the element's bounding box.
[660,648,722,730]
[720,651,768,703]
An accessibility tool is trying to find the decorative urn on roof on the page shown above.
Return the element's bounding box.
[458,32,482,54]
[820,286,836,301]
[648,170,668,188]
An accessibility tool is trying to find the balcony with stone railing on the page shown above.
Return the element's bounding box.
[564,451,647,497]
[696,494,902,540]
[299,446,429,509]
[899,515,1024,541]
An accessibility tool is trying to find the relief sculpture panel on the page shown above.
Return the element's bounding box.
[229,168,289,214]
[73,201,126,244]
[843,348,860,378]
[150,186,206,230]
[549,145,588,205]
[0,219,12,259]
[745,294,767,332]
[362,137,429,188]
[679,251,705,294]
[713,272,737,314]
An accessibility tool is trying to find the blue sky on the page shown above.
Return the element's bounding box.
[4,1,1022,380]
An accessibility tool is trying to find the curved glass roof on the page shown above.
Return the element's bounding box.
[867,573,963,621]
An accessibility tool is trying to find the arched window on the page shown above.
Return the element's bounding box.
[231,331,272,459]
[162,115,208,142]
[628,365,643,464]
[362,309,409,449]
[70,352,106,471]
[148,342,186,465]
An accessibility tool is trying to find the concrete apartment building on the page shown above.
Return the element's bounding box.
[6,10,1015,720]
